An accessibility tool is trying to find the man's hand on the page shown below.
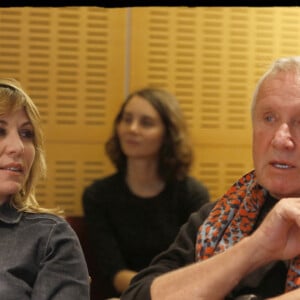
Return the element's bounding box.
[251,198,300,261]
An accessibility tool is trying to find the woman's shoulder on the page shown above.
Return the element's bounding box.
[85,172,123,192]
[185,176,206,186]
[178,176,209,194]
[20,212,86,264]
[23,211,68,226]
[82,172,125,207]
[20,212,76,241]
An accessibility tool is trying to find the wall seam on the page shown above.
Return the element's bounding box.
[124,7,132,98]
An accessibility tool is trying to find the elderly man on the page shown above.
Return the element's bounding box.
[121,57,300,300]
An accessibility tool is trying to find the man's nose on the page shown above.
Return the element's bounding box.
[271,123,294,150]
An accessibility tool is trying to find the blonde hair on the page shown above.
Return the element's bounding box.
[0,78,62,215]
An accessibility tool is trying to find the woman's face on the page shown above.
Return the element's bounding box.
[0,108,35,203]
[117,95,166,161]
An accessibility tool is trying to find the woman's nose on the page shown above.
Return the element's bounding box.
[5,133,25,156]
[129,120,139,132]
[271,123,294,150]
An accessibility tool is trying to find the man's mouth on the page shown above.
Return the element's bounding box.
[272,163,293,169]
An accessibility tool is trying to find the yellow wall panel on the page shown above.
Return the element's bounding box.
[129,6,300,198]
[0,7,126,143]
[36,142,115,216]
[1,7,300,214]
[191,144,253,201]
[0,7,125,214]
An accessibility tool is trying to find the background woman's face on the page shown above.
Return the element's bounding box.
[0,108,35,203]
[117,95,166,161]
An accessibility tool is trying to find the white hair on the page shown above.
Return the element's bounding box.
[251,56,300,119]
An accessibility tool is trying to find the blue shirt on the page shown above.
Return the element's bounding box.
[0,202,90,299]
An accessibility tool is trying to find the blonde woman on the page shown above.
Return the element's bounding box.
[0,79,89,299]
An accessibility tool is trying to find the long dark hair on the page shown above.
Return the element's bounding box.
[105,87,193,181]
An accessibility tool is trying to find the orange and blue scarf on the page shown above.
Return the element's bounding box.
[195,170,300,292]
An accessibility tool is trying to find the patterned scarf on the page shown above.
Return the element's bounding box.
[195,170,300,292]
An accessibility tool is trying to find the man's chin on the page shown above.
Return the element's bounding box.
[267,185,300,199]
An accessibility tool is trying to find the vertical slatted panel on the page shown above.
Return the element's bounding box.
[174,9,197,129]
[193,146,253,201]
[1,7,300,213]
[200,8,224,132]
[26,8,52,125]
[0,7,126,215]
[38,143,112,215]
[279,8,300,55]
[0,9,23,78]
[130,7,300,201]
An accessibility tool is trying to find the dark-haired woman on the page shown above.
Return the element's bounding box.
[82,87,210,296]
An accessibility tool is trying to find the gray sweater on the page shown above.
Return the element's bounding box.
[0,202,89,299]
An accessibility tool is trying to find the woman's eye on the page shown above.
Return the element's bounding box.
[121,115,132,124]
[20,129,34,139]
[124,117,132,124]
[141,118,154,127]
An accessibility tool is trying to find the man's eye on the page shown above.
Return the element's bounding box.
[264,114,275,123]
[0,128,6,136]
[20,129,34,139]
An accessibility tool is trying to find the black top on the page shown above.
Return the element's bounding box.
[121,193,287,300]
[82,172,210,286]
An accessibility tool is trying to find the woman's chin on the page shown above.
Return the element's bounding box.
[0,184,23,198]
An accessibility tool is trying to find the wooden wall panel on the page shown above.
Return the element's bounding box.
[191,144,253,201]
[36,142,115,215]
[129,6,300,201]
[0,7,126,215]
[1,7,300,214]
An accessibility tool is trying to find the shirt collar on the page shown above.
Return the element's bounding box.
[0,201,22,224]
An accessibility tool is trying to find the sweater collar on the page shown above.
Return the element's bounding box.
[0,201,22,224]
